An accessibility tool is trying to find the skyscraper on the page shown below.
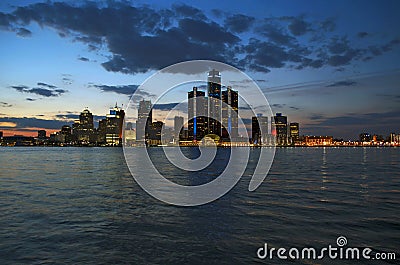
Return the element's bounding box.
[252,116,260,145]
[136,100,152,141]
[105,105,125,146]
[221,86,238,140]
[273,113,288,146]
[147,121,164,146]
[174,116,184,142]
[188,87,207,141]
[37,130,46,139]
[359,133,371,142]
[251,115,268,145]
[207,69,221,136]
[289,122,299,145]
[61,125,72,143]
[98,118,107,143]
[72,108,94,143]
[79,109,94,130]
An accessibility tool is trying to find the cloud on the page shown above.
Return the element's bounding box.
[0,102,12,107]
[328,37,351,54]
[357,32,369,38]
[314,111,400,127]
[16,27,31,37]
[11,83,67,97]
[271,103,286,109]
[172,4,206,19]
[224,14,255,33]
[382,38,400,52]
[376,94,400,103]
[0,121,17,127]
[320,17,336,32]
[326,80,357,87]
[0,12,13,28]
[257,20,296,46]
[91,84,138,95]
[37,82,57,89]
[240,38,304,71]
[305,110,400,138]
[62,74,73,85]
[0,117,67,130]
[11,85,29,92]
[78,56,89,62]
[0,2,241,74]
[153,103,179,111]
[26,98,36,101]
[309,114,325,120]
[179,18,240,44]
[288,18,310,36]
[29,88,60,97]
[0,2,399,75]
[55,113,79,120]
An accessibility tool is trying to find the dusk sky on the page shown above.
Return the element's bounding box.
[0,0,399,139]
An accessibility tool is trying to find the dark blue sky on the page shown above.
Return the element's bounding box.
[0,0,399,139]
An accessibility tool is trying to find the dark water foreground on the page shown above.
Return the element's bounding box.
[0,147,399,264]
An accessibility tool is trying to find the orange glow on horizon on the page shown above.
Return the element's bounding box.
[1,128,58,137]
[0,122,17,128]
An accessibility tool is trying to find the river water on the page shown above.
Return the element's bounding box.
[0,147,398,264]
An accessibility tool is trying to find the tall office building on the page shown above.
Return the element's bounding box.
[72,108,94,143]
[207,69,221,136]
[37,130,46,139]
[251,115,268,145]
[221,86,239,140]
[105,105,125,146]
[252,116,261,145]
[148,121,164,146]
[98,118,107,143]
[359,133,371,142]
[80,109,94,130]
[273,113,288,146]
[61,125,72,143]
[136,100,152,141]
[174,116,184,142]
[188,87,207,141]
[289,122,299,145]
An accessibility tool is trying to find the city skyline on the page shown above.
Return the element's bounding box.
[2,92,398,145]
[1,65,399,144]
[0,1,399,139]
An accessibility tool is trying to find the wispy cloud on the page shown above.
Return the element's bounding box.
[16,27,31,37]
[0,102,12,107]
[90,84,138,95]
[0,117,67,130]
[326,80,357,87]
[78,56,89,62]
[11,83,68,97]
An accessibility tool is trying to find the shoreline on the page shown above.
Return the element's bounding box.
[0,145,398,148]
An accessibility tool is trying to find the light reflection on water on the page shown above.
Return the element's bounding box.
[0,147,399,264]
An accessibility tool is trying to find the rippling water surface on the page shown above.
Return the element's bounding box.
[0,147,399,264]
